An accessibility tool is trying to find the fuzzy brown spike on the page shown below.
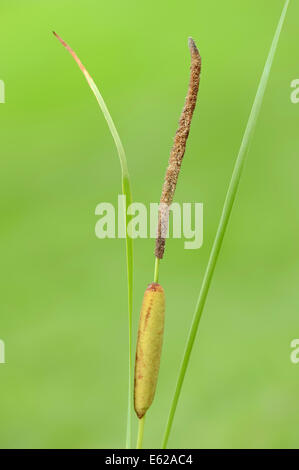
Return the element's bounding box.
[155,38,201,259]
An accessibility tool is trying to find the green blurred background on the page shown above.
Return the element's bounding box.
[0,0,298,449]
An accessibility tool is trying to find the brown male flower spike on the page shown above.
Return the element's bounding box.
[155,38,201,259]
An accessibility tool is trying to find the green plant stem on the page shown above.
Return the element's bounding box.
[162,0,290,449]
[136,416,146,449]
[122,176,133,449]
[154,257,160,283]
[53,32,134,449]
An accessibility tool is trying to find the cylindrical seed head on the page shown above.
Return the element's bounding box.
[134,283,165,419]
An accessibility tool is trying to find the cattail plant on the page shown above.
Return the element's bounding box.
[134,37,201,448]
[53,0,290,448]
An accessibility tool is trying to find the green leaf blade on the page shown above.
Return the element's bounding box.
[53,32,134,449]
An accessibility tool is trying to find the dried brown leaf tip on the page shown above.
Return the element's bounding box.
[155,38,201,259]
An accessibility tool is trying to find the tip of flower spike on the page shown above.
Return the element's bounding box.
[188,37,200,57]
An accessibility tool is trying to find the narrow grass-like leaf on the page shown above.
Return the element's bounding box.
[53,32,134,449]
[162,0,290,448]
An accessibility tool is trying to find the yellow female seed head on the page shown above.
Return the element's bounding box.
[134,283,165,419]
